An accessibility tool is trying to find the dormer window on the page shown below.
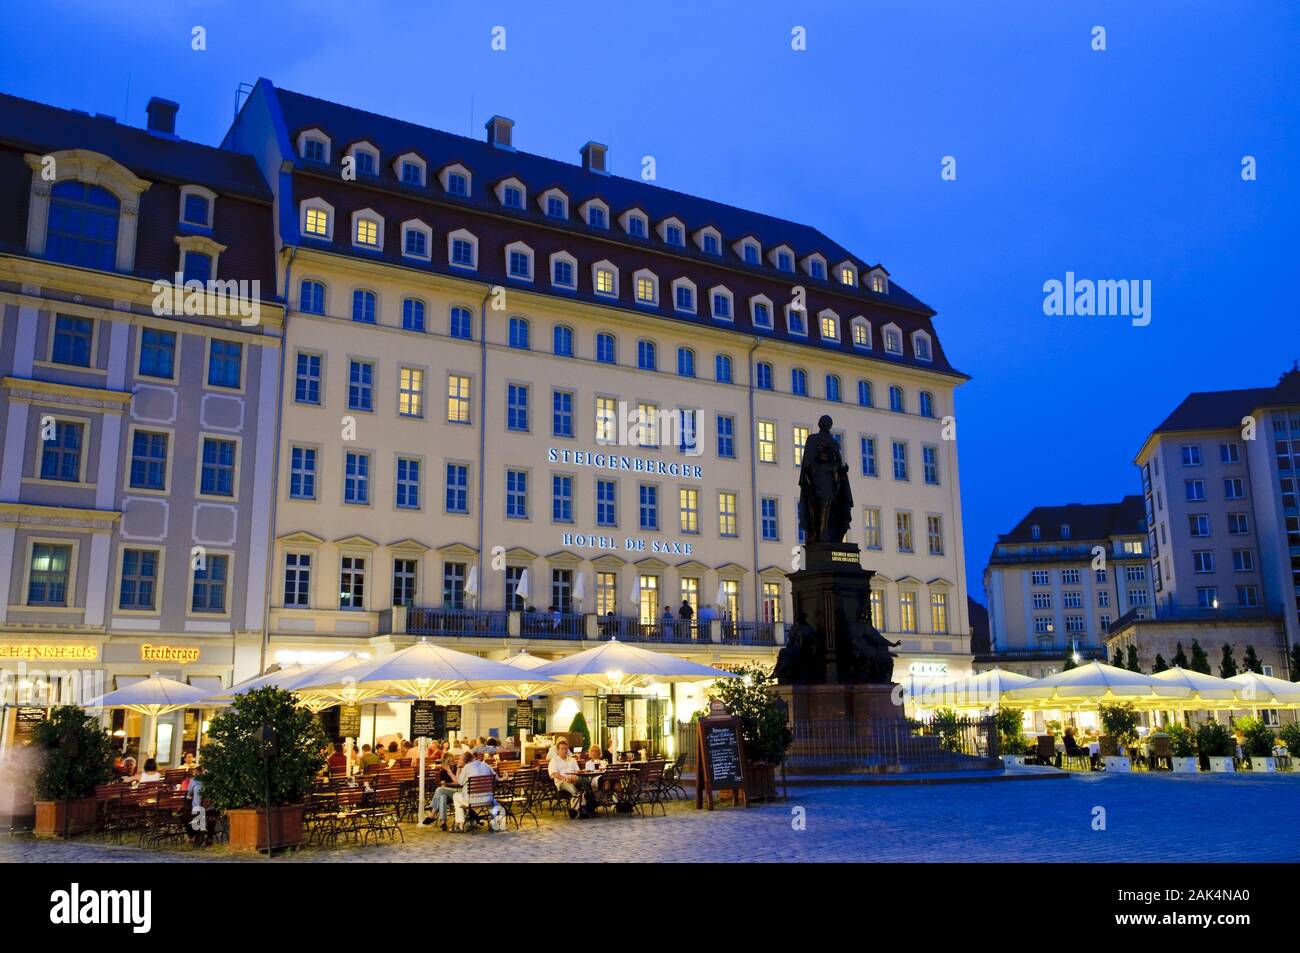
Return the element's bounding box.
[750,295,774,330]
[742,241,760,265]
[710,287,733,321]
[818,311,839,341]
[297,127,331,163]
[777,251,793,272]
[592,260,618,298]
[837,262,858,287]
[179,185,215,229]
[634,269,658,305]
[541,189,569,219]
[883,324,903,355]
[802,254,826,280]
[448,228,478,270]
[851,318,872,349]
[1031,524,1041,540]
[301,198,333,240]
[440,163,472,197]
[672,278,696,314]
[401,219,432,261]
[395,153,427,186]
[351,209,384,249]
[869,268,889,294]
[1061,524,1071,538]
[584,201,609,228]
[620,208,648,237]
[504,186,523,209]
[912,331,933,362]
[666,224,684,247]
[785,305,807,336]
[182,249,212,283]
[550,251,577,289]
[505,241,534,281]
[695,226,722,255]
[347,142,380,177]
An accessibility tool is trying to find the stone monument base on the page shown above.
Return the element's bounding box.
[772,683,904,723]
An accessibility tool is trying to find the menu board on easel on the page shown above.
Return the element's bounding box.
[410,701,439,738]
[445,705,462,732]
[694,713,748,810]
[605,695,625,728]
[337,704,362,738]
[514,699,533,730]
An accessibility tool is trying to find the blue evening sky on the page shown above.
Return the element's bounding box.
[3,1,1296,601]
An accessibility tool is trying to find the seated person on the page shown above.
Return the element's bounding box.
[452,751,497,827]
[422,754,463,830]
[137,758,164,783]
[584,744,608,772]
[358,744,382,770]
[548,739,586,818]
[112,755,128,778]
[327,743,349,773]
[180,752,197,768]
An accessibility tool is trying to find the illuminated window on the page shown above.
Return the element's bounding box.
[354,218,379,247]
[793,426,809,466]
[899,591,917,633]
[757,421,776,464]
[447,374,471,424]
[679,488,699,534]
[636,275,657,303]
[399,367,424,418]
[597,572,617,616]
[637,401,660,448]
[820,314,838,339]
[638,574,659,625]
[763,581,783,622]
[719,492,738,537]
[840,266,856,286]
[596,396,617,443]
[595,268,616,295]
[304,207,329,237]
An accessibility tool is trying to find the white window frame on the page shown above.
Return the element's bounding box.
[549,250,578,290]
[619,207,649,237]
[539,187,569,219]
[912,330,934,362]
[801,253,827,279]
[504,240,534,282]
[581,198,610,229]
[768,244,795,272]
[399,218,432,261]
[350,207,385,250]
[868,267,889,294]
[296,127,331,163]
[694,226,722,254]
[439,162,472,197]
[734,237,762,265]
[851,317,872,350]
[178,184,216,229]
[591,259,619,298]
[784,304,808,336]
[818,309,840,342]
[671,277,697,314]
[633,268,659,306]
[447,228,478,270]
[393,151,427,186]
[749,294,774,330]
[657,216,686,246]
[495,176,528,210]
[345,140,381,176]
[299,197,335,241]
[882,322,904,355]
[709,285,734,322]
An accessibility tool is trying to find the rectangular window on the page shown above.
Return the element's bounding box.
[52,316,93,367]
[295,352,322,404]
[398,367,424,417]
[395,457,421,509]
[923,446,939,486]
[289,446,317,500]
[445,463,469,514]
[139,328,176,379]
[1181,445,1202,466]
[757,421,776,464]
[339,556,365,610]
[892,441,909,481]
[191,554,229,613]
[1236,585,1259,608]
[717,415,735,459]
[1189,514,1211,537]
[393,558,418,607]
[507,383,529,431]
[1033,592,1052,609]
[1196,586,1217,610]
[552,390,574,438]
[1185,480,1205,502]
[596,479,617,527]
[596,571,617,616]
[718,492,738,537]
[869,589,885,629]
[1031,570,1049,586]
[927,514,944,556]
[551,570,573,613]
[1193,550,1214,573]
[679,487,699,533]
[207,339,242,389]
[343,451,370,504]
[793,427,809,466]
[761,498,779,541]
[762,581,783,623]
[283,553,311,608]
[639,484,659,531]
[27,543,72,606]
[406,298,428,333]
[864,507,882,550]
[896,511,913,553]
[119,548,158,611]
[860,437,878,477]
[930,592,949,634]
[1063,591,1082,609]
[442,561,466,609]
[553,474,574,523]
[1224,478,1245,500]
[1227,512,1249,535]
[596,397,617,444]
[899,592,917,633]
[637,402,660,448]
[129,430,168,490]
[1232,549,1254,572]
[1062,569,1081,584]
[348,360,374,412]
[447,374,471,424]
[506,469,528,519]
[199,437,236,496]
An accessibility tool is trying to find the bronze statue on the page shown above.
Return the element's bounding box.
[774,610,821,684]
[844,607,900,683]
[798,415,853,544]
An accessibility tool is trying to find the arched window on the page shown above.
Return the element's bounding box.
[756,361,774,390]
[595,332,617,364]
[677,347,695,377]
[300,279,325,315]
[508,316,530,350]
[889,385,905,413]
[351,289,377,324]
[402,298,426,332]
[715,354,733,383]
[47,181,119,270]
[449,305,473,340]
[553,324,574,357]
[791,368,807,396]
[637,339,657,371]
[825,374,841,402]
[919,391,935,418]
[857,380,873,407]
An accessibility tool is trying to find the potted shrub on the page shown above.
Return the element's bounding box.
[1167,724,1199,773]
[1279,722,1300,770]
[719,664,793,800]
[994,706,1030,767]
[1196,722,1236,773]
[1098,703,1140,772]
[202,687,327,851]
[1237,717,1277,772]
[30,705,115,836]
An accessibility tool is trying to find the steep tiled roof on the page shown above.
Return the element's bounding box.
[1153,366,1300,434]
[998,495,1146,545]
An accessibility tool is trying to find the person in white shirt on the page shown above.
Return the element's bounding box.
[452,750,497,828]
[548,739,586,818]
[584,744,608,772]
[137,758,163,783]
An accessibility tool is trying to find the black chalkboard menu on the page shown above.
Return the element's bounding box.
[446,705,462,732]
[410,700,439,738]
[515,699,533,728]
[14,707,46,744]
[694,714,748,810]
[337,704,362,738]
[605,694,625,728]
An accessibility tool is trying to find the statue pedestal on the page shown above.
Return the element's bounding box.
[772,683,903,723]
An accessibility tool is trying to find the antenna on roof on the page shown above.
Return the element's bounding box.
[123,72,131,127]
[469,94,475,138]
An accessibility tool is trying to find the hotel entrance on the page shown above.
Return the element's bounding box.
[593,688,673,759]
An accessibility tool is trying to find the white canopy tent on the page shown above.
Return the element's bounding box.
[1002,661,1191,709]
[911,668,1037,711]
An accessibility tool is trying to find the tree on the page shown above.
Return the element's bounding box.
[1062,653,1078,671]
[1126,644,1142,673]
[30,706,115,802]
[1289,643,1300,682]
[568,711,591,750]
[1219,643,1238,679]
[202,687,328,810]
[1098,703,1140,750]
[1189,640,1211,675]
[1172,642,1189,669]
[1152,653,1169,673]
[1241,645,1263,675]
[707,663,794,764]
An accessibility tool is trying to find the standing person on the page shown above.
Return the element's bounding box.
[547,739,586,818]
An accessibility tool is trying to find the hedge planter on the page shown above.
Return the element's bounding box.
[226,804,305,852]
[1102,756,1131,773]
[34,797,99,837]
[1171,757,1199,774]
[745,762,781,801]
[1248,757,1278,773]
[1207,756,1236,773]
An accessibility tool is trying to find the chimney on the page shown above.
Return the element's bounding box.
[485,115,514,150]
[146,97,179,137]
[580,141,608,174]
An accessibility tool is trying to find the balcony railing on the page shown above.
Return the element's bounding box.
[722,621,777,645]
[520,611,584,640]
[405,608,507,638]
[597,616,701,643]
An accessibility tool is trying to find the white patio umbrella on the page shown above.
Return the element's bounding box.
[629,575,641,611]
[572,572,585,611]
[715,582,728,614]
[1147,667,1242,711]
[276,654,373,709]
[911,668,1036,711]
[1225,671,1300,710]
[86,674,213,759]
[493,650,556,700]
[1002,661,1190,709]
[532,639,738,692]
[515,568,531,605]
[306,641,553,821]
[210,663,310,699]
[464,566,479,608]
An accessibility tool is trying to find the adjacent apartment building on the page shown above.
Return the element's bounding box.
[1107,367,1300,681]
[221,79,977,745]
[0,94,283,759]
[981,497,1151,677]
